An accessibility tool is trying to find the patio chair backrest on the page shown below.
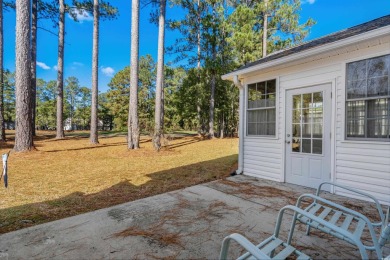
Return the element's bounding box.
[316,182,386,227]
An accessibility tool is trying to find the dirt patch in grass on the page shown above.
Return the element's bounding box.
[0,131,238,234]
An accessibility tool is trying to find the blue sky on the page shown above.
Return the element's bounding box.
[3,0,390,92]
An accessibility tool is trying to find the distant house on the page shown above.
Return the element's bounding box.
[222,15,390,204]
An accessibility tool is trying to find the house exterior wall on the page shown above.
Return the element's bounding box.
[241,37,390,204]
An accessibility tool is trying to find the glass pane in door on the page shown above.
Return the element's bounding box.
[291,92,324,154]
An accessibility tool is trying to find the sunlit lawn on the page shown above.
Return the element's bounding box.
[0,131,238,234]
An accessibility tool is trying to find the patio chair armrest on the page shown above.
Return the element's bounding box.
[219,233,271,260]
[316,182,385,226]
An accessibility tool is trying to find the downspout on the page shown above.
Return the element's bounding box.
[233,75,244,175]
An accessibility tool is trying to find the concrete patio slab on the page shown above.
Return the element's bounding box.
[0,175,388,259]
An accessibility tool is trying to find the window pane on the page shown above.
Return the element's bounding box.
[367,99,389,138]
[292,138,300,152]
[368,76,388,97]
[367,55,389,78]
[248,84,257,109]
[267,93,276,107]
[292,109,300,123]
[257,123,266,135]
[312,124,323,138]
[312,139,322,154]
[347,120,365,138]
[313,92,323,108]
[248,110,255,122]
[346,100,365,121]
[367,118,389,138]
[267,108,276,122]
[267,123,276,135]
[347,59,366,81]
[346,55,390,140]
[247,79,276,136]
[292,124,300,137]
[301,109,311,123]
[367,99,388,118]
[256,109,267,122]
[302,123,311,138]
[302,139,311,153]
[293,95,301,109]
[302,93,311,108]
[257,82,266,95]
[248,123,256,135]
[347,80,367,99]
[267,80,276,94]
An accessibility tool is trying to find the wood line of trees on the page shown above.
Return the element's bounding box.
[1,0,315,152]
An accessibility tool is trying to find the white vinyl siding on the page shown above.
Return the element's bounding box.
[241,36,390,205]
[243,138,282,181]
[336,67,390,203]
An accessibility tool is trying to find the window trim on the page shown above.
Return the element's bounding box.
[245,78,278,138]
[344,53,390,142]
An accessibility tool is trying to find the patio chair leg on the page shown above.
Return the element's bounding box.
[306,224,311,235]
[287,212,299,244]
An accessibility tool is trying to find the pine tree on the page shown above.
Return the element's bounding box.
[90,0,99,144]
[14,0,34,151]
[153,0,166,151]
[128,0,140,149]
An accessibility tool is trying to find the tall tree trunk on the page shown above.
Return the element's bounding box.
[90,0,99,144]
[31,0,37,136]
[128,0,140,149]
[0,0,5,141]
[262,0,268,58]
[209,71,215,138]
[56,0,65,139]
[14,0,34,151]
[196,0,202,135]
[220,113,224,139]
[208,28,216,138]
[153,0,166,151]
[161,80,164,128]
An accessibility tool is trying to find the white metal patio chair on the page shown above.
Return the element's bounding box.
[219,205,370,260]
[293,192,390,259]
[310,182,387,232]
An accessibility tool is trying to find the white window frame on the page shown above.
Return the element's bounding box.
[345,54,390,142]
[246,79,277,137]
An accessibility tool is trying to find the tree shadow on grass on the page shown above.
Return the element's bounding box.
[0,154,238,234]
[43,136,201,153]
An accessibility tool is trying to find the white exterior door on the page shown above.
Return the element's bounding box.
[285,84,332,189]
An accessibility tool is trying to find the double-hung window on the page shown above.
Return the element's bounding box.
[247,79,276,136]
[346,54,390,140]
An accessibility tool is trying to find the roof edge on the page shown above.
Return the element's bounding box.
[222,24,390,81]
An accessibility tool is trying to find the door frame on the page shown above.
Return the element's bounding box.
[281,79,337,193]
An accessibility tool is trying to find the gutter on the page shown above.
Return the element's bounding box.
[233,75,244,175]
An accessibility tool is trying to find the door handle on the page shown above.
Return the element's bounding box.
[285,141,291,144]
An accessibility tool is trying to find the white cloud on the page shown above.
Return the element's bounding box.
[68,10,93,23]
[73,62,84,66]
[36,61,50,70]
[101,66,115,77]
[302,0,316,4]
[53,65,58,71]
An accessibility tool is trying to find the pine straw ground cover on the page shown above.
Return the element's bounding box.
[0,131,238,234]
